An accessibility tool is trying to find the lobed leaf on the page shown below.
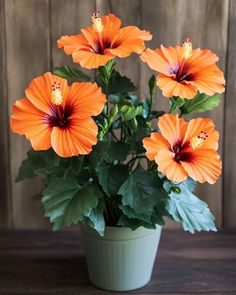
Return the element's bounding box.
[54,66,90,81]
[180,92,222,114]
[16,149,63,182]
[96,162,129,197]
[42,177,101,231]
[119,105,143,121]
[96,71,137,95]
[118,168,167,224]
[107,141,129,162]
[165,181,217,233]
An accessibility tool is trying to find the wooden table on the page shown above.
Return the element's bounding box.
[0,229,235,294]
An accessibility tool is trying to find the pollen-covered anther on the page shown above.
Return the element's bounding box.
[190,131,208,150]
[51,82,63,105]
[182,36,192,59]
[91,11,104,33]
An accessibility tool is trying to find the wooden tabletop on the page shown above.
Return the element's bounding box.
[0,229,235,295]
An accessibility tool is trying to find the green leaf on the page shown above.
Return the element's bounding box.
[16,158,36,182]
[96,71,137,95]
[183,178,196,192]
[166,182,217,233]
[98,60,116,81]
[96,162,129,196]
[88,140,110,167]
[38,149,61,166]
[117,214,156,230]
[54,66,90,81]
[107,141,129,162]
[83,202,105,236]
[119,105,143,121]
[150,110,165,120]
[16,149,63,181]
[180,92,222,114]
[28,149,63,176]
[164,178,196,194]
[141,98,150,119]
[170,96,185,113]
[118,168,167,222]
[42,178,100,230]
[70,155,84,175]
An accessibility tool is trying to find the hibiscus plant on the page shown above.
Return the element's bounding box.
[11,13,225,235]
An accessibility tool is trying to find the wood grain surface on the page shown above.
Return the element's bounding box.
[0,0,235,229]
[4,0,51,229]
[0,0,11,228]
[224,0,236,227]
[0,229,235,294]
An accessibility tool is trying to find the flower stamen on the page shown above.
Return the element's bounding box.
[91,11,104,33]
[182,36,192,59]
[51,82,63,105]
[190,131,208,150]
[176,36,192,81]
[91,11,105,53]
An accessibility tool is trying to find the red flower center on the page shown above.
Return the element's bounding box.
[172,141,192,163]
[45,104,72,129]
[93,38,121,54]
[171,130,208,162]
[175,63,193,82]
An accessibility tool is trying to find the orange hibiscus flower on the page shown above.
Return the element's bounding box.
[143,114,221,184]
[140,37,225,99]
[57,12,152,69]
[10,72,106,158]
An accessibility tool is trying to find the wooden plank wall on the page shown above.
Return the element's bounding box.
[224,0,236,228]
[0,0,235,229]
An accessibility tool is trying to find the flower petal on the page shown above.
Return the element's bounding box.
[181,149,222,184]
[188,65,225,96]
[157,74,197,99]
[109,26,152,58]
[155,149,188,182]
[57,34,88,55]
[25,72,69,115]
[158,114,188,146]
[160,45,182,71]
[81,27,99,51]
[108,39,145,58]
[10,98,52,150]
[115,25,152,42]
[101,14,121,41]
[140,48,172,76]
[183,117,219,150]
[143,132,170,161]
[67,82,106,119]
[187,48,219,73]
[51,117,98,158]
[72,49,114,69]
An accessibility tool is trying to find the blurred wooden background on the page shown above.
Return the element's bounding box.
[0,0,235,229]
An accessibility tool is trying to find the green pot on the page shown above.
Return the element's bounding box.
[80,224,162,291]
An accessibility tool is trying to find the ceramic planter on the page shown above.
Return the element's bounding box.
[80,224,162,291]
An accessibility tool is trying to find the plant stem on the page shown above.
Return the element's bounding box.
[105,82,109,116]
[127,155,146,166]
[110,130,119,141]
[120,121,124,141]
[148,93,153,121]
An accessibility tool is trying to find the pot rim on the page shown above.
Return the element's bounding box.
[80,223,162,241]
